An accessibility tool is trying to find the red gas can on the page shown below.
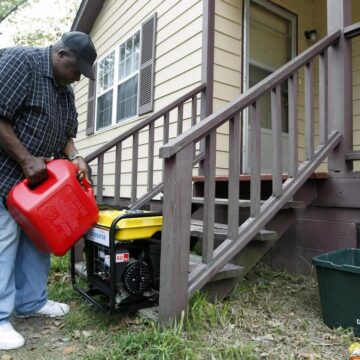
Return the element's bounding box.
[7,159,99,256]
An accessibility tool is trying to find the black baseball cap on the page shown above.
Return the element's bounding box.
[61,31,97,80]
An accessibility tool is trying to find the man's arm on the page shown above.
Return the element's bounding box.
[0,118,47,186]
[63,138,90,181]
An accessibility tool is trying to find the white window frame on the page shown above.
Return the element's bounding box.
[116,30,140,124]
[95,50,115,131]
[95,29,141,133]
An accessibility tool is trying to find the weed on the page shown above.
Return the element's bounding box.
[50,253,70,273]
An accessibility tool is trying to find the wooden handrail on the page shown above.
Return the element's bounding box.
[159,30,341,159]
[84,83,206,163]
[344,22,360,39]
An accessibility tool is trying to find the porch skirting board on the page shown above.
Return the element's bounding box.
[265,205,360,276]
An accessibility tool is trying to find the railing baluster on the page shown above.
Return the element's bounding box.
[114,143,122,206]
[131,133,139,204]
[319,51,328,145]
[163,112,169,144]
[97,154,104,204]
[305,61,314,160]
[163,112,170,180]
[288,72,298,178]
[148,122,155,191]
[203,130,216,263]
[192,96,198,158]
[177,103,183,135]
[228,113,241,240]
[191,95,197,126]
[271,85,282,197]
[250,101,261,217]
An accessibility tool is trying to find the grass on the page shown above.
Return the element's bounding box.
[3,257,354,359]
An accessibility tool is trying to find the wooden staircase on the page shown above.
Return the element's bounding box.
[186,176,321,302]
[82,29,349,324]
[158,31,342,322]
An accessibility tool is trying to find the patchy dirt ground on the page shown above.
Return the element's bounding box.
[0,315,78,360]
[0,264,355,359]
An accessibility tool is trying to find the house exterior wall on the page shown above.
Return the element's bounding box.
[73,0,203,198]
[212,0,360,175]
[212,0,323,176]
[73,0,360,199]
[213,0,243,174]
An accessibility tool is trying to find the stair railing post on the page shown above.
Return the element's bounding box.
[159,144,194,325]
[199,0,214,175]
[327,0,352,173]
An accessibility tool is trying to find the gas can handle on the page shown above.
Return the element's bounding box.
[23,170,51,191]
[81,176,91,188]
[81,176,94,198]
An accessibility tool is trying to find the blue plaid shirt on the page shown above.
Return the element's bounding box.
[0,46,78,199]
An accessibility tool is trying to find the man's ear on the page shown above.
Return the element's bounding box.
[57,49,68,60]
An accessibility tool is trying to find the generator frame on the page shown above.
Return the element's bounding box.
[70,211,162,314]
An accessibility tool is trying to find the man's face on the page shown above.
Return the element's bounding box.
[53,50,81,87]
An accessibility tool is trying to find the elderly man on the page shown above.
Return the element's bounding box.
[0,31,97,349]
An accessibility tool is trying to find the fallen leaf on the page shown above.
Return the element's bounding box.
[251,334,274,343]
[1,355,13,360]
[63,346,76,355]
[60,337,71,343]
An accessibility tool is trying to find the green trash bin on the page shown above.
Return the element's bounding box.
[313,248,360,336]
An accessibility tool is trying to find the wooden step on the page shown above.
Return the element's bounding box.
[189,254,244,282]
[192,173,329,182]
[190,219,278,242]
[191,197,305,209]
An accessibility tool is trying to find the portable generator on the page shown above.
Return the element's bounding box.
[70,209,162,314]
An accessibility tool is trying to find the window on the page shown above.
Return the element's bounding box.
[87,13,156,136]
[95,31,140,131]
[96,51,114,130]
[117,31,140,122]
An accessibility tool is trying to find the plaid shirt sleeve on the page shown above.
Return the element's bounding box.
[0,49,29,124]
[67,90,78,139]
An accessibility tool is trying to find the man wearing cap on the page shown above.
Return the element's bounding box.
[0,31,97,350]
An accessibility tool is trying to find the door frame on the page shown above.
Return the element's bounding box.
[242,0,297,173]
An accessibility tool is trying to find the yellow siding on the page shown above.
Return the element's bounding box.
[73,0,360,199]
[73,0,203,198]
[212,0,301,173]
[212,0,328,174]
[213,0,242,109]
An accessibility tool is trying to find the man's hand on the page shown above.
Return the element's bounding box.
[19,155,48,186]
[63,138,90,182]
[0,118,49,187]
[71,156,90,182]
